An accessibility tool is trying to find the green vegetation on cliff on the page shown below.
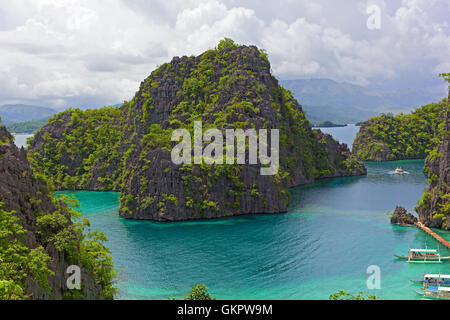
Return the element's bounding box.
[184,284,215,300]
[352,98,447,161]
[0,126,117,299]
[0,203,52,299]
[414,73,449,230]
[28,107,124,191]
[28,39,365,221]
[0,196,117,300]
[329,290,378,300]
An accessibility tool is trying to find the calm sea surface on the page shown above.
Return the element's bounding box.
[318,124,360,148]
[12,134,33,148]
[50,126,449,300]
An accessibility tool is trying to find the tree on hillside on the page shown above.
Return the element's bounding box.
[329,290,378,300]
[184,284,215,300]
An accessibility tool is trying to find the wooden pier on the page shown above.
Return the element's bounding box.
[415,221,450,249]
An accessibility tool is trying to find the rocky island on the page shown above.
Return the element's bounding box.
[313,121,347,128]
[390,206,418,225]
[28,39,366,222]
[389,80,449,230]
[352,100,447,161]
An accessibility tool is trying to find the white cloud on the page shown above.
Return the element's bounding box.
[0,0,448,108]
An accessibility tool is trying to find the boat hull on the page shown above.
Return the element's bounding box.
[411,280,450,286]
[416,291,450,300]
[394,254,450,262]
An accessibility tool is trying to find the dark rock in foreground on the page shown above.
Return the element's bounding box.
[0,126,109,299]
[390,206,418,225]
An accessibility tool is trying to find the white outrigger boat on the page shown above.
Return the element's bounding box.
[394,248,450,263]
[416,286,450,300]
[411,274,450,287]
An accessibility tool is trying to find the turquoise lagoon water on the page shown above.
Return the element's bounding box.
[56,125,449,300]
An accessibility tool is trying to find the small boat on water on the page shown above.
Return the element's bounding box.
[416,286,450,300]
[394,248,450,263]
[411,274,450,287]
[394,167,409,174]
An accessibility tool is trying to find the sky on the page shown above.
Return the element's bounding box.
[0,0,448,109]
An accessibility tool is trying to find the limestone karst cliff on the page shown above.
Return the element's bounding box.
[29,40,366,221]
[0,126,116,299]
[352,100,446,161]
[416,106,449,230]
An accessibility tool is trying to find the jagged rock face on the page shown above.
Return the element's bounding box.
[0,126,103,299]
[29,108,124,191]
[29,44,366,221]
[352,102,446,161]
[118,45,366,221]
[312,129,366,179]
[390,206,418,225]
[416,106,449,230]
[352,125,392,161]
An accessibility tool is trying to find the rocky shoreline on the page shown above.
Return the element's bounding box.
[390,206,418,226]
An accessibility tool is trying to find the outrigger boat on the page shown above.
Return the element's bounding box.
[411,274,450,287]
[394,248,450,263]
[416,286,450,300]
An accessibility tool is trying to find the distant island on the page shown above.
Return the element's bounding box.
[1,104,123,134]
[6,119,48,134]
[0,104,56,124]
[313,121,348,128]
[352,101,446,161]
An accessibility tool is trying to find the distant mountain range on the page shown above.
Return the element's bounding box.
[280,79,444,125]
[0,79,444,127]
[0,103,124,132]
[0,104,57,124]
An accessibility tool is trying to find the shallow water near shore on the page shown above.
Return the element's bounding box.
[55,125,450,300]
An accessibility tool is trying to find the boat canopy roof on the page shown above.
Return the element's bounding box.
[437,287,450,292]
[410,249,437,253]
[424,274,450,279]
